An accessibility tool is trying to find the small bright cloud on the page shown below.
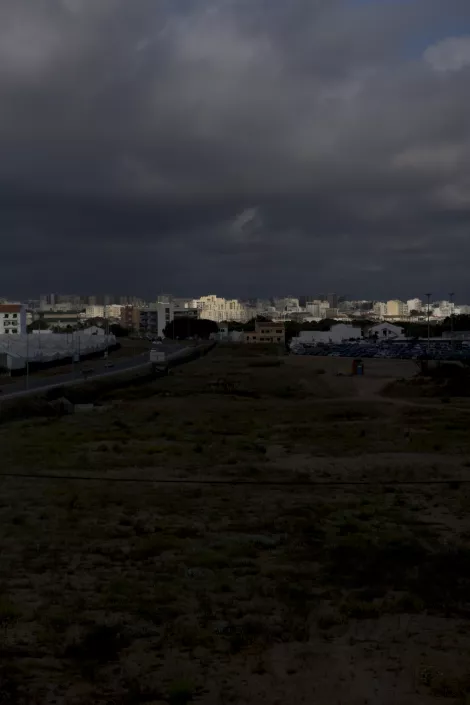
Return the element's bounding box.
[424,35,470,73]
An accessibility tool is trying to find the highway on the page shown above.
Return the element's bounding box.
[0,343,183,402]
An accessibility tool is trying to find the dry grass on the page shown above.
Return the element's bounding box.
[2,346,470,703]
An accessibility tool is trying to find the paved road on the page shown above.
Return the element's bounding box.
[0,343,183,402]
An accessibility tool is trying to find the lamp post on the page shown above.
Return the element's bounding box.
[449,292,455,336]
[104,304,109,359]
[425,293,431,349]
[25,323,29,390]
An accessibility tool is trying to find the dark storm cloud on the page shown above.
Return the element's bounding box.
[1,0,470,299]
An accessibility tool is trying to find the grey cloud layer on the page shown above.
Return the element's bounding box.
[1,0,470,298]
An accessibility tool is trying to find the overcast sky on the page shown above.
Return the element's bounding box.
[1,0,470,301]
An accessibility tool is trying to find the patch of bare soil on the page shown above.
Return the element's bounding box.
[383,362,470,399]
[2,346,470,704]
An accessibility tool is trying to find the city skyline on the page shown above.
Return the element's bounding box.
[3,290,470,312]
[2,291,469,304]
[1,2,470,296]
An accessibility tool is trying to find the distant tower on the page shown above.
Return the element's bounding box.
[327,293,338,308]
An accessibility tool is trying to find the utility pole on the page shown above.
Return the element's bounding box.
[104,304,109,359]
[449,292,455,336]
[25,325,29,390]
[425,292,431,350]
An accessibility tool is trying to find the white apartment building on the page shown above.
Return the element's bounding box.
[273,297,300,312]
[407,298,423,313]
[373,302,387,318]
[386,300,408,317]
[106,305,124,319]
[306,301,322,317]
[85,305,105,318]
[148,301,174,336]
[0,304,27,334]
[40,302,79,312]
[432,301,455,318]
[193,295,249,323]
[85,305,123,319]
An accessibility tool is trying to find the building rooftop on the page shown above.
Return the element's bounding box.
[0,304,22,313]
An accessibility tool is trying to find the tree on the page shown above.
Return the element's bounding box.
[86,317,105,328]
[442,314,470,333]
[284,320,302,343]
[242,316,273,332]
[27,319,49,333]
[163,317,218,340]
[226,320,245,332]
[401,321,438,338]
[110,323,129,337]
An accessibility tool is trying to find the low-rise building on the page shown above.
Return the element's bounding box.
[366,322,405,339]
[294,323,359,345]
[174,307,199,319]
[0,304,27,334]
[40,311,82,329]
[82,326,106,336]
[214,325,244,343]
[243,321,285,344]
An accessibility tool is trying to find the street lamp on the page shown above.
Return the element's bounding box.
[449,292,455,336]
[25,323,29,390]
[425,293,431,349]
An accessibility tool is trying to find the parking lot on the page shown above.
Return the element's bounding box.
[291,339,470,361]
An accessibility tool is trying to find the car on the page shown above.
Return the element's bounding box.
[104,362,114,368]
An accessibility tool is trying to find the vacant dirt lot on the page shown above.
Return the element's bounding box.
[2,345,470,704]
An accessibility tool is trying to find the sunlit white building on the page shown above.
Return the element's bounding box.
[0,303,27,335]
[84,305,123,319]
[407,298,423,313]
[432,301,455,318]
[373,301,387,319]
[386,300,408,317]
[192,295,249,323]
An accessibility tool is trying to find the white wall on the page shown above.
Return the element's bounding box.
[155,302,174,337]
[298,324,359,344]
[368,323,404,339]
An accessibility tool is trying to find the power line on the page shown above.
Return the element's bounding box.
[0,472,466,488]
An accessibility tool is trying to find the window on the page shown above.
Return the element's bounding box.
[12,313,17,318]
[276,329,282,334]
[4,314,8,318]
[12,329,17,334]
[4,329,8,334]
